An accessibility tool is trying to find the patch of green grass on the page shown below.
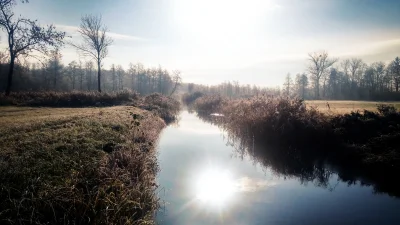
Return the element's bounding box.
[0,106,165,224]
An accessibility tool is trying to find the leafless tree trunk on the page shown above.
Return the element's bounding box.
[70,14,113,93]
[307,51,337,99]
[111,64,116,91]
[169,70,182,97]
[117,65,124,90]
[0,0,65,95]
[128,63,137,91]
[85,61,94,90]
[391,57,400,92]
[283,73,292,97]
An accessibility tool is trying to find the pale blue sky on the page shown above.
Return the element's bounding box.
[7,0,400,86]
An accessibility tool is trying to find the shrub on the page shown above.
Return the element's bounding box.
[377,104,398,116]
[193,95,228,113]
[330,106,400,145]
[182,91,204,105]
[141,93,181,123]
[222,97,330,151]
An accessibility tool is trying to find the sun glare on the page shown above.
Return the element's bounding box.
[173,0,274,41]
[195,169,236,205]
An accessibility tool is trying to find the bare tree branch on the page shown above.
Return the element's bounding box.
[307,51,337,99]
[0,0,65,95]
[71,14,113,92]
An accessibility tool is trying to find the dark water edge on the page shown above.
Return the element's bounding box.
[156,111,400,225]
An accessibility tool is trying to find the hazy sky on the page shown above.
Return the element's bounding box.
[7,0,400,86]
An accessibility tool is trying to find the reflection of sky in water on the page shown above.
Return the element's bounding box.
[157,111,400,225]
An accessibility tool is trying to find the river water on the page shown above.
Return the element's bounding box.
[156,111,400,225]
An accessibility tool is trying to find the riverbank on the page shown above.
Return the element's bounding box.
[189,95,400,195]
[156,111,400,225]
[0,93,179,224]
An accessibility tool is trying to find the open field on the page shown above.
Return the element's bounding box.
[306,100,400,114]
[0,106,165,224]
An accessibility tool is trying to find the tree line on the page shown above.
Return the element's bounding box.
[284,51,400,101]
[186,81,281,98]
[186,51,400,101]
[0,54,181,96]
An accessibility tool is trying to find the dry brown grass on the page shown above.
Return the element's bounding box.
[0,106,165,224]
[193,95,400,167]
[306,100,400,114]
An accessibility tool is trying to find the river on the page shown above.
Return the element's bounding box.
[156,111,400,225]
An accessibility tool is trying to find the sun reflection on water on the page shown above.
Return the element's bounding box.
[195,169,236,205]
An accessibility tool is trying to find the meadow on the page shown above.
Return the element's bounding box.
[306,100,400,114]
[0,92,180,225]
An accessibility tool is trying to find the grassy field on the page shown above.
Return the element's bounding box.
[306,100,400,114]
[0,106,165,224]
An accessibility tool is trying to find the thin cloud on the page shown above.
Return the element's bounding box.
[106,32,145,41]
[56,24,146,42]
[236,176,277,192]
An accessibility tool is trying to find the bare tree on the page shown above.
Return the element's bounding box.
[341,59,350,76]
[391,57,400,92]
[128,63,137,91]
[68,61,78,90]
[47,48,62,89]
[307,51,337,99]
[0,0,65,95]
[85,61,94,90]
[111,64,116,91]
[78,60,84,90]
[71,15,113,92]
[116,65,124,90]
[283,73,293,97]
[349,58,363,81]
[295,73,308,99]
[169,70,182,97]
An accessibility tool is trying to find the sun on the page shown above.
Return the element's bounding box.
[195,169,236,205]
[172,0,274,42]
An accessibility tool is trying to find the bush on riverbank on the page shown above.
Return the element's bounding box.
[140,93,181,123]
[0,90,139,107]
[223,97,332,150]
[182,91,204,105]
[0,106,164,224]
[193,95,228,113]
[192,95,400,170]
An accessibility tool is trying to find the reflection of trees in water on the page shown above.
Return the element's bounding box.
[196,112,400,198]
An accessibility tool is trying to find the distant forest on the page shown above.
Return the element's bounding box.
[1,49,399,101]
[185,81,281,98]
[0,53,181,96]
[186,53,400,101]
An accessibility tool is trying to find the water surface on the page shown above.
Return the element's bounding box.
[156,111,400,225]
